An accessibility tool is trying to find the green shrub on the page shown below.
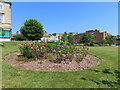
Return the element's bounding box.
[18,41,89,63]
[13,34,26,41]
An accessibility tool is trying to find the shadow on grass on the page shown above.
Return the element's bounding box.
[81,69,120,88]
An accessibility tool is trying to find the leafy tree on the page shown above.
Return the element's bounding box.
[20,19,44,41]
[116,35,120,39]
[61,32,68,43]
[68,32,75,44]
[13,34,26,41]
[0,27,5,37]
[102,39,108,45]
[79,33,95,46]
[105,35,116,46]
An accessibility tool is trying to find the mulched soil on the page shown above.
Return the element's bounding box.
[5,52,101,72]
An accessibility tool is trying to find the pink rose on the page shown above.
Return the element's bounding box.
[50,51,52,53]
[33,45,35,47]
[71,47,73,48]
[56,45,58,47]
[42,43,44,45]
[74,45,76,47]
[67,56,69,58]
[69,44,71,46]
[41,47,43,50]
[31,47,33,49]
[53,50,56,53]
[42,46,45,48]
[36,46,38,49]
[85,46,87,48]
[62,46,64,48]
[75,42,77,44]
[65,45,67,47]
[80,47,82,49]
[36,49,40,51]
[21,43,23,45]
[59,51,61,53]
[27,44,30,46]
[87,47,89,50]
[41,51,43,53]
[58,48,60,50]
[18,44,21,46]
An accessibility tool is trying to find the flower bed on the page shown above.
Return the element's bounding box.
[18,41,89,63]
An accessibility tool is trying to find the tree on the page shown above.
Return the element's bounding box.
[116,35,120,39]
[105,35,116,46]
[61,32,68,43]
[79,33,95,46]
[13,34,26,41]
[20,19,44,41]
[68,32,75,44]
[0,27,5,38]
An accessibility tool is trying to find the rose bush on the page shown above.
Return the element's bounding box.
[18,41,89,63]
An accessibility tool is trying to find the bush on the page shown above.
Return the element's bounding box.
[98,43,103,46]
[18,41,89,63]
[13,34,26,41]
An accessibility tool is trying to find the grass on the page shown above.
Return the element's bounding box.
[2,42,119,88]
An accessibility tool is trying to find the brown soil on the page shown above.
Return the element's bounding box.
[5,52,101,72]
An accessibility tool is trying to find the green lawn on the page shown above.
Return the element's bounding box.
[2,42,119,88]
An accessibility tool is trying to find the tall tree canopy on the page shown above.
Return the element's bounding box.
[68,32,75,44]
[61,32,68,43]
[20,19,44,40]
[105,35,116,46]
[79,33,95,45]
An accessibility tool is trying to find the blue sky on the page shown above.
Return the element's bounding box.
[11,2,118,35]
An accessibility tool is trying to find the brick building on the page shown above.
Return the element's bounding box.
[74,33,82,43]
[0,0,11,41]
[74,29,110,43]
[86,30,110,42]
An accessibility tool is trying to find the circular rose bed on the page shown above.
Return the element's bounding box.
[5,41,101,72]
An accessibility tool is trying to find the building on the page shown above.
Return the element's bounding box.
[41,34,59,42]
[43,30,47,36]
[0,0,11,41]
[52,33,63,40]
[86,29,110,42]
[74,29,110,43]
[74,33,82,43]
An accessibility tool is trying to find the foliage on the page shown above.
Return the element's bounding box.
[116,35,120,39]
[20,19,44,41]
[105,35,116,46]
[68,32,75,45]
[13,34,26,41]
[61,32,68,43]
[79,33,95,46]
[18,41,89,63]
[0,27,5,37]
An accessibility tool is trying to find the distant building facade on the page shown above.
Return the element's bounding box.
[74,29,110,43]
[0,0,11,41]
[86,29,110,42]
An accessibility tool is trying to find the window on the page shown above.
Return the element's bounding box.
[0,30,10,38]
[0,14,4,23]
[0,5,3,10]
